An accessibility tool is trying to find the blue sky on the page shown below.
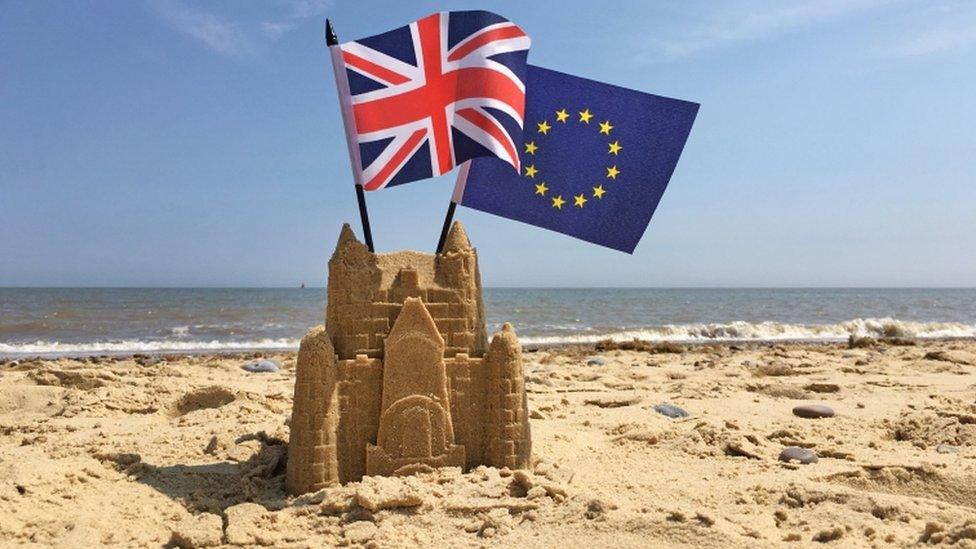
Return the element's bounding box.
[1,0,974,287]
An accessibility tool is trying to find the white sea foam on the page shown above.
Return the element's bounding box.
[0,338,300,357]
[1,318,973,357]
[518,318,976,346]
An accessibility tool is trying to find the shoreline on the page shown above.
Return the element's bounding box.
[3,334,976,361]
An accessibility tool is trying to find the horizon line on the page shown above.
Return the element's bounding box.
[2,286,975,290]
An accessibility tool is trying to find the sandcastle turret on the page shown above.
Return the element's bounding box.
[286,222,531,494]
[485,323,531,469]
[437,221,476,289]
[285,326,339,493]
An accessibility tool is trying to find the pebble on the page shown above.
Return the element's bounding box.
[585,357,607,366]
[584,499,608,519]
[935,444,959,454]
[804,383,840,394]
[792,404,834,419]
[779,446,818,464]
[136,355,163,367]
[653,403,689,418]
[241,359,280,373]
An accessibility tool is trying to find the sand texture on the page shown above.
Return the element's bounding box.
[2,339,976,547]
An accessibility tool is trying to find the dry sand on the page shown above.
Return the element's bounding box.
[2,339,975,547]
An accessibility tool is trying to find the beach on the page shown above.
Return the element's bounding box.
[6,1,976,547]
[2,338,975,547]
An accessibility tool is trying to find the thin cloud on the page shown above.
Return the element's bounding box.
[153,0,253,56]
[262,21,296,39]
[639,0,896,61]
[283,0,333,20]
[152,0,333,56]
[261,0,333,41]
[883,22,976,56]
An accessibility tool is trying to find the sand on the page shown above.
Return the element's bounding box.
[2,339,975,547]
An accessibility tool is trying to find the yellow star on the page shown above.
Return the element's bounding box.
[552,195,565,209]
[534,182,548,196]
[555,108,569,123]
[599,120,613,135]
[524,141,538,155]
[537,120,552,134]
[592,185,606,198]
[574,194,587,208]
[606,165,620,179]
[524,164,538,178]
[608,140,622,155]
[579,108,593,123]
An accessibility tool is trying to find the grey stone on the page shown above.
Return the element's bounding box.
[779,446,818,464]
[585,499,608,520]
[241,359,280,373]
[804,383,840,394]
[936,444,959,454]
[586,357,607,366]
[136,355,163,367]
[792,404,834,419]
[653,403,689,418]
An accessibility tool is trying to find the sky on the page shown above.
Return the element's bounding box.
[1,0,974,288]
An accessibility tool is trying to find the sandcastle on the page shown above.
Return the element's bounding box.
[285,221,531,494]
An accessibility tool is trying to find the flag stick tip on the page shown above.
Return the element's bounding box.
[325,19,338,45]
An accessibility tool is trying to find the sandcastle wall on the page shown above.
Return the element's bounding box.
[325,224,488,360]
[286,222,530,494]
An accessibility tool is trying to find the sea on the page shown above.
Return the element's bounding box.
[1,288,974,358]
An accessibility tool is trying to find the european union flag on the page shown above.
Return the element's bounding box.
[456,65,699,253]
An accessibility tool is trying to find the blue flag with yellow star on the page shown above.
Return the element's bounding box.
[455,65,699,253]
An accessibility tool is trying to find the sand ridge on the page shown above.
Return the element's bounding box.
[1,339,975,547]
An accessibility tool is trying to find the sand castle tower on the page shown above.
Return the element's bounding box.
[286,222,531,494]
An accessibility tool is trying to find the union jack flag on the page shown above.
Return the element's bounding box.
[329,11,531,191]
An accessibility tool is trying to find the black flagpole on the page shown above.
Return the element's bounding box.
[327,19,374,252]
[435,200,457,254]
[436,161,467,254]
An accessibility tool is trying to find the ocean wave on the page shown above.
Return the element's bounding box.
[0,338,300,357]
[518,318,976,346]
[2,318,974,357]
